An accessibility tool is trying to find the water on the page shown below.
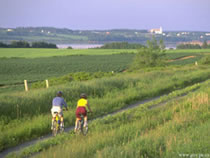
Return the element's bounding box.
[57,44,103,49]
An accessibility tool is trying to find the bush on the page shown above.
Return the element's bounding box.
[31,72,114,89]
[99,42,145,49]
[31,42,57,48]
[176,44,201,49]
[130,37,166,70]
[200,55,210,65]
[10,41,30,48]
[67,46,73,49]
[0,42,8,48]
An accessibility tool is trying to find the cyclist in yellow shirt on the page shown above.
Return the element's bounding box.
[74,93,92,132]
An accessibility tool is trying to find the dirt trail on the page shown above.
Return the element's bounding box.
[168,56,196,62]
[0,86,200,158]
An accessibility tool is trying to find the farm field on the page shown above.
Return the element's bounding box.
[167,48,210,54]
[1,48,210,58]
[0,54,134,85]
[0,48,136,58]
[0,48,208,87]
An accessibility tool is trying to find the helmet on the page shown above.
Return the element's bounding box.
[80,93,87,99]
[57,91,63,96]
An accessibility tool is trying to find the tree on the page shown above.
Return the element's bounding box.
[0,42,8,48]
[159,39,166,50]
[202,40,208,49]
[176,44,201,49]
[31,42,57,48]
[10,41,30,48]
[146,36,160,50]
[99,42,145,49]
[130,37,166,70]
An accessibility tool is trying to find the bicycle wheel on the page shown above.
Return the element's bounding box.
[82,125,88,136]
[52,120,58,136]
[60,124,64,133]
[81,120,88,135]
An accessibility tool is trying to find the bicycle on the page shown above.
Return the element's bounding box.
[76,112,90,136]
[52,112,64,136]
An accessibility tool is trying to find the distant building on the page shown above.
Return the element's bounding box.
[205,33,210,36]
[149,27,163,34]
[7,29,13,32]
[179,41,205,46]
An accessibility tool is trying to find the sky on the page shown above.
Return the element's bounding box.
[0,0,210,31]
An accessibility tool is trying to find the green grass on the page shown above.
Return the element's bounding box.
[167,49,210,54]
[6,79,210,158]
[32,84,210,158]
[1,48,210,58]
[0,49,207,86]
[0,65,210,152]
[0,48,136,58]
[0,54,134,85]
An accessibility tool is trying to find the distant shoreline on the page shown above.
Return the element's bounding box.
[57,44,103,49]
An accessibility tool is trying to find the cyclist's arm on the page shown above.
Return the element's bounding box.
[62,99,68,110]
[87,101,92,112]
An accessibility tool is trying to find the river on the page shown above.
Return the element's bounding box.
[57,44,103,49]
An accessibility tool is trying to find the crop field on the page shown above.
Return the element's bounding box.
[0,48,208,86]
[0,54,134,85]
[0,48,136,58]
[1,48,210,58]
[167,48,210,54]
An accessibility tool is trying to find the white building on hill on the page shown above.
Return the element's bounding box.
[150,27,163,34]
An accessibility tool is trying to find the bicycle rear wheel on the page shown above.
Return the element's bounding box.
[81,121,88,136]
[52,120,58,136]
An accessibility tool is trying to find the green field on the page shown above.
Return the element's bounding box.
[1,48,210,58]
[1,65,210,153]
[0,48,210,157]
[167,49,210,54]
[0,48,208,87]
[0,54,134,85]
[0,48,136,58]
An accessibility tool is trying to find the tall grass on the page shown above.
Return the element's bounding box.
[33,85,210,158]
[0,66,210,151]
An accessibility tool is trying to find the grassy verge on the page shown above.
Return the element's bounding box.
[6,79,210,158]
[0,65,210,152]
[32,82,210,158]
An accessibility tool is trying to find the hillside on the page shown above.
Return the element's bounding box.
[1,27,210,46]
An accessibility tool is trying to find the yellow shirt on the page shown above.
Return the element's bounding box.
[77,98,88,108]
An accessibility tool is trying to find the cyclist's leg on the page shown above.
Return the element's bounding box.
[74,118,80,130]
[84,116,88,127]
[83,108,88,127]
[51,108,57,129]
[60,115,64,128]
[75,107,82,132]
[57,108,64,128]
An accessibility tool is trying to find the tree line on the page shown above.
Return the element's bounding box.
[0,41,57,48]
[98,42,145,49]
[176,41,210,49]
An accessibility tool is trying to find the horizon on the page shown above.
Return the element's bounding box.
[0,0,210,32]
[1,26,210,32]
